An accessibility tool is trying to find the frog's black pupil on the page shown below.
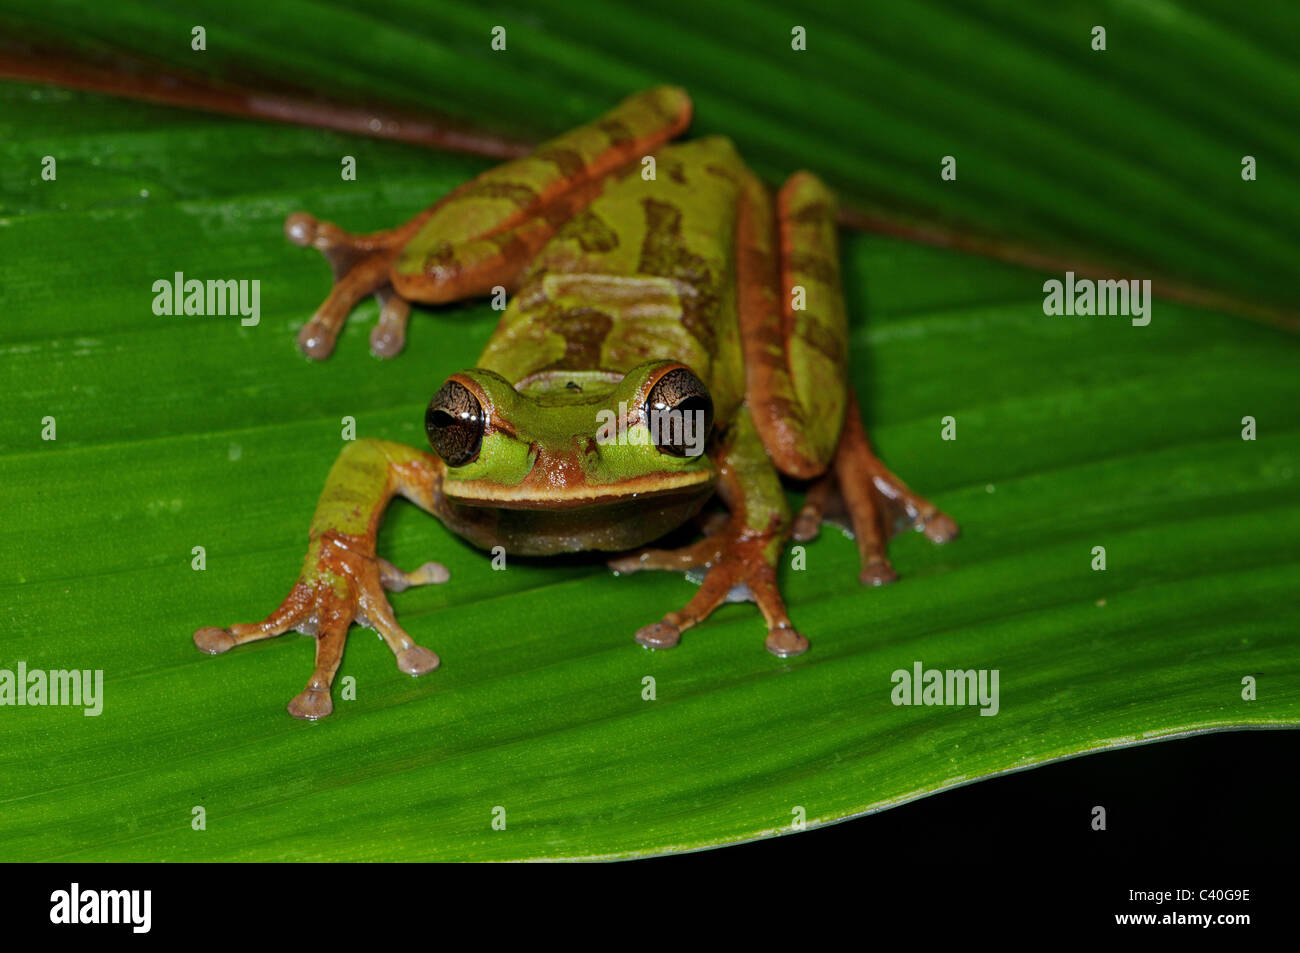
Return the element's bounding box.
[646,368,713,458]
[426,381,484,467]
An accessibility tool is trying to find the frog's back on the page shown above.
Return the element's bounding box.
[477,137,748,413]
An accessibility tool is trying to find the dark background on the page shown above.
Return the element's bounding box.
[716,728,1297,868]
[14,729,1293,939]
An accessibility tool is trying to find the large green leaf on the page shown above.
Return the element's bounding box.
[0,2,1296,861]
[5,0,1300,322]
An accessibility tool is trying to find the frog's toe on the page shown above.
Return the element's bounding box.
[284,211,320,246]
[284,208,405,360]
[370,322,404,358]
[287,688,334,720]
[859,557,898,587]
[635,621,682,650]
[297,320,342,361]
[791,509,822,542]
[765,624,809,658]
[922,512,960,544]
[193,626,236,655]
[608,553,647,575]
[369,291,412,359]
[396,645,441,676]
[360,592,446,680]
[378,557,450,593]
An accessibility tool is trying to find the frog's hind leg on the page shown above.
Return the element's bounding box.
[284,86,692,360]
[794,391,958,585]
[739,169,957,585]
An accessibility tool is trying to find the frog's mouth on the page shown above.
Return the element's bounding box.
[436,475,716,556]
[441,468,714,510]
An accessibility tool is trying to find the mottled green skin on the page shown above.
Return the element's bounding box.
[198,89,882,718]
[308,98,843,563]
[479,137,746,418]
[308,438,429,539]
[426,137,775,555]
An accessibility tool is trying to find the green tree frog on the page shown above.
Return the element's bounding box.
[193,87,958,719]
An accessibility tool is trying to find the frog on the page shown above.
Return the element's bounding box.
[192,87,958,719]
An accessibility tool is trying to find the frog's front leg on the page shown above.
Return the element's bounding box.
[285,86,691,360]
[193,439,448,719]
[610,409,807,658]
[282,211,428,360]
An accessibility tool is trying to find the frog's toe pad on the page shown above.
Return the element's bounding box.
[284,211,320,246]
[607,554,645,575]
[923,513,960,544]
[636,622,681,650]
[412,561,451,585]
[370,323,405,358]
[297,321,338,361]
[287,689,333,720]
[397,646,441,676]
[193,627,236,655]
[791,511,822,543]
[766,625,809,658]
[860,560,898,587]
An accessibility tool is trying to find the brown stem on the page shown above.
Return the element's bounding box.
[836,206,1300,335]
[0,47,531,160]
[2,43,1292,333]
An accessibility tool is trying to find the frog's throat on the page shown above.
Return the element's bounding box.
[441,468,714,510]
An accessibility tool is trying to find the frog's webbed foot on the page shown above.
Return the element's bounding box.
[284,212,415,360]
[193,538,448,720]
[609,521,807,658]
[793,410,958,587]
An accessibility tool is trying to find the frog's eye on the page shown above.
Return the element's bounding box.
[426,380,485,467]
[645,367,714,458]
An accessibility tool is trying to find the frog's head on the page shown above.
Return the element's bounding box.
[424,361,717,554]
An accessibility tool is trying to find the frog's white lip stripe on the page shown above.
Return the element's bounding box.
[444,469,714,510]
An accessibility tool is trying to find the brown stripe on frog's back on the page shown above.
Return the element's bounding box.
[536,304,615,371]
[550,206,620,251]
[479,270,705,382]
[658,155,688,184]
[637,197,721,356]
[397,87,692,272]
[479,137,749,414]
